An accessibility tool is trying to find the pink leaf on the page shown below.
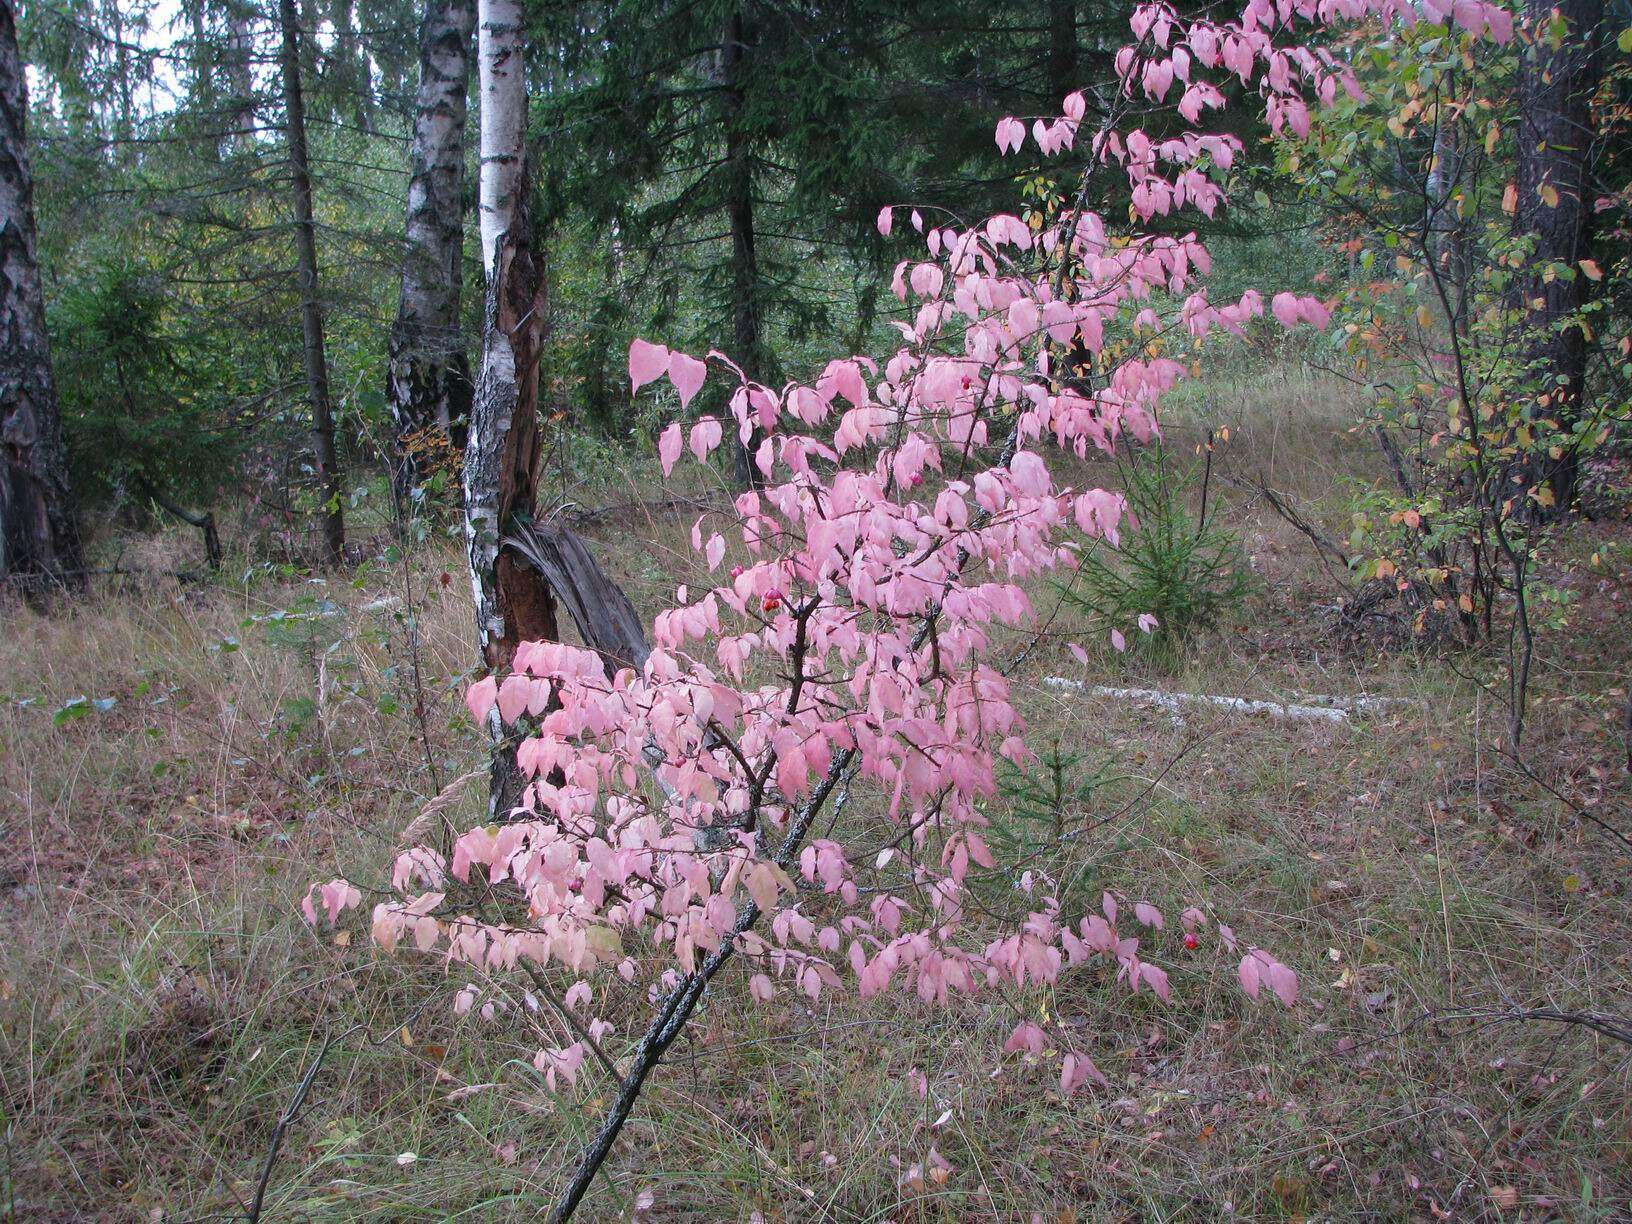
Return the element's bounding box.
[1059,1050,1106,1094]
[1003,1021,1046,1056]
[1266,958,1299,1006]
[658,422,683,476]
[876,206,893,236]
[497,673,530,724]
[629,339,669,390]
[1238,953,1261,1000]
[689,416,723,461]
[1008,450,1050,497]
[465,675,498,724]
[667,352,708,408]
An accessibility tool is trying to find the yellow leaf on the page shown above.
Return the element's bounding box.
[1531,484,1556,507]
[1458,594,1474,614]
[1416,305,1434,329]
[1539,183,1560,208]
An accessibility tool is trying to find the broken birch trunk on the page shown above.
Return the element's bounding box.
[503,519,651,675]
[463,0,556,817]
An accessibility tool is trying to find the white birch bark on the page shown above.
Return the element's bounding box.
[465,0,552,813]
[386,0,475,489]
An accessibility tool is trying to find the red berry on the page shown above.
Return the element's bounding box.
[1183,931,1199,950]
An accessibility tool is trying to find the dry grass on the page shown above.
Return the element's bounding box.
[3,364,1630,1221]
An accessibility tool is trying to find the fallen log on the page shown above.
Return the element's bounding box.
[1043,677,1411,723]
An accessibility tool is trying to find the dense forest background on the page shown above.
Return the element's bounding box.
[15,0,1318,551]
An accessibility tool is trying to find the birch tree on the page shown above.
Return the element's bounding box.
[386,0,475,493]
[1,0,81,590]
[464,0,554,813]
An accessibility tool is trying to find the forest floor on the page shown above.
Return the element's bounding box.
[3,364,1631,1222]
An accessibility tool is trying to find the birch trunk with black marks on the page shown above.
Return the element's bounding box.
[278,0,345,566]
[1,3,82,591]
[722,8,762,490]
[1513,0,1604,517]
[465,0,555,816]
[387,0,474,494]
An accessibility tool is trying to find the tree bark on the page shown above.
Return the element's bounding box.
[387,0,474,495]
[278,0,346,566]
[1426,119,1469,329]
[1513,0,1604,516]
[225,2,258,148]
[722,7,762,490]
[1047,0,1077,104]
[466,0,556,816]
[1,1,82,591]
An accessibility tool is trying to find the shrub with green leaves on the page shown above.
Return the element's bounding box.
[1060,442,1251,651]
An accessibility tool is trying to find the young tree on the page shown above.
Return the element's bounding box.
[307,1,1517,1217]
[463,0,555,814]
[386,0,475,492]
[277,0,345,565]
[1,0,82,589]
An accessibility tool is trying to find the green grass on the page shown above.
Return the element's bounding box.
[3,378,1631,1220]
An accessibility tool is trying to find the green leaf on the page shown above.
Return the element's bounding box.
[52,696,91,726]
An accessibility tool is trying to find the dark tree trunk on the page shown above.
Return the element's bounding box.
[1513,0,1604,517]
[278,0,346,566]
[722,7,762,490]
[1047,0,1077,103]
[387,0,474,495]
[1,2,82,591]
[466,0,557,816]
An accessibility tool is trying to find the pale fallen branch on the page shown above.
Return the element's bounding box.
[1043,678,1412,724]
